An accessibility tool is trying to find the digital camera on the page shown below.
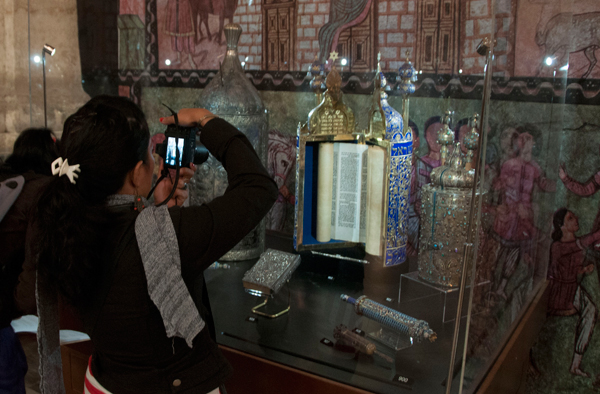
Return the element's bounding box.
[156,124,209,169]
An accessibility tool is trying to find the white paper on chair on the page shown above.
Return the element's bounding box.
[11,315,90,344]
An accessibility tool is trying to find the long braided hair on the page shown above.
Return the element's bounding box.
[35,96,150,308]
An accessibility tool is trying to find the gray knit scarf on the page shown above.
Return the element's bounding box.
[37,194,204,394]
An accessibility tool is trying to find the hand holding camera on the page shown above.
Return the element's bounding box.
[154,162,195,208]
[150,106,216,206]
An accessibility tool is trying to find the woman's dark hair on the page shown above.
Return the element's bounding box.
[5,128,59,175]
[423,116,441,137]
[551,208,569,242]
[36,95,150,308]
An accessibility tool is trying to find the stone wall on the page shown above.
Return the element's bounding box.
[0,0,30,155]
[492,0,516,77]
[378,0,416,71]
[233,0,263,70]
[296,0,329,71]
[461,0,493,74]
[0,0,89,157]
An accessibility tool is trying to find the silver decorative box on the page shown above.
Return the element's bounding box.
[242,249,301,296]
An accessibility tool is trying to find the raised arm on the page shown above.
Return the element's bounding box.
[560,166,600,197]
[162,113,278,278]
[578,227,600,249]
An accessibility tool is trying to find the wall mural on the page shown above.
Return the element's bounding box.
[114,0,600,105]
[158,0,239,69]
[526,121,600,394]
[101,1,600,393]
[516,0,600,79]
[265,129,296,232]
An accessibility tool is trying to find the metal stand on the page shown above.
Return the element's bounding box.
[252,298,291,318]
[42,52,48,128]
[399,271,491,323]
[368,328,413,351]
[41,44,55,128]
[251,283,291,319]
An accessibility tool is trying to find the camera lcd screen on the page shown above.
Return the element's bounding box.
[166,137,185,166]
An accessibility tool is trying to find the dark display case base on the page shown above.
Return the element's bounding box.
[57,232,548,394]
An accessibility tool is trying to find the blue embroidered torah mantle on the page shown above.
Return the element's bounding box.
[380,85,412,266]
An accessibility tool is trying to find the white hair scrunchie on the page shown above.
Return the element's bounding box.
[51,157,81,184]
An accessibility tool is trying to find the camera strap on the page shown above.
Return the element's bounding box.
[150,104,183,206]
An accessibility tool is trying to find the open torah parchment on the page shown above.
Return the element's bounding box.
[331,143,368,242]
[316,143,386,251]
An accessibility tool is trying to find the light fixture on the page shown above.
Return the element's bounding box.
[42,44,56,128]
[43,44,56,56]
[33,55,41,63]
[165,59,171,66]
[476,37,491,56]
[459,69,463,74]
[545,57,553,66]
[341,58,348,66]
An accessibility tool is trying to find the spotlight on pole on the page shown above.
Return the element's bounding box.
[43,44,56,56]
[42,44,56,128]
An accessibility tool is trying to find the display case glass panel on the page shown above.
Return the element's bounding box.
[15,0,600,393]
[459,2,600,393]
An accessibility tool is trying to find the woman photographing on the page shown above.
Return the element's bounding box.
[33,96,277,394]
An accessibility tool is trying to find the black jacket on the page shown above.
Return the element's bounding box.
[83,119,277,393]
[0,168,51,328]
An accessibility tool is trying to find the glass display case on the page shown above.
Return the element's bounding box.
[9,0,600,393]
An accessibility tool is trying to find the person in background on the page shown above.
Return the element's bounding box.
[3,128,59,176]
[0,128,59,394]
[32,96,277,394]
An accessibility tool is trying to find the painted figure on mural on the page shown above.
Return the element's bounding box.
[499,127,520,164]
[483,127,519,205]
[455,117,483,172]
[165,0,197,68]
[415,116,443,186]
[189,0,239,44]
[407,120,420,256]
[559,150,600,232]
[548,208,598,377]
[266,130,296,232]
[530,0,600,78]
[492,131,556,300]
